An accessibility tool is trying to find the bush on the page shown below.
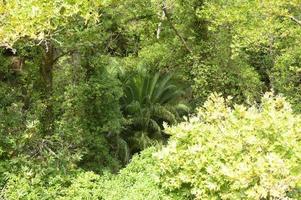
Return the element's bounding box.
[1,165,79,200]
[191,25,264,106]
[2,148,172,200]
[3,93,301,200]
[156,93,301,199]
[54,57,124,172]
[99,147,172,200]
[272,48,301,112]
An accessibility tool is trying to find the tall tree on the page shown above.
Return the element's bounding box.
[0,0,103,134]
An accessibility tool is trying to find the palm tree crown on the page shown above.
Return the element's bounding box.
[120,70,189,153]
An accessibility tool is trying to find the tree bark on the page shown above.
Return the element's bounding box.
[156,0,166,39]
[40,42,55,135]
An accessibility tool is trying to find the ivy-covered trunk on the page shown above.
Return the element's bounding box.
[39,43,55,135]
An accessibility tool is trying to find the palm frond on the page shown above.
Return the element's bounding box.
[153,73,173,102]
[149,73,160,100]
[120,70,189,154]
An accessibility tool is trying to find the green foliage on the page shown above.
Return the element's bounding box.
[2,167,77,200]
[54,55,124,172]
[192,54,263,104]
[272,47,301,112]
[121,70,188,153]
[3,93,301,200]
[2,148,172,200]
[0,84,25,186]
[58,172,104,200]
[192,1,266,104]
[157,93,301,199]
[2,1,301,199]
[0,0,102,46]
[94,147,172,200]
[195,0,301,109]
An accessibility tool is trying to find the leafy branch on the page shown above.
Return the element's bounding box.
[162,3,193,54]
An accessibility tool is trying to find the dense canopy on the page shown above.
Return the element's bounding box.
[0,0,301,199]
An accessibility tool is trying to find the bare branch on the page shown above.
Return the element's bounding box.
[156,0,166,39]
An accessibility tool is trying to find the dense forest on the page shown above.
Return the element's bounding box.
[0,0,301,199]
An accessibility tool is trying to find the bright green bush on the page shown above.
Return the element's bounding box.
[157,93,301,199]
[2,169,71,200]
[3,93,301,200]
[2,166,106,199]
[2,148,172,200]
[191,26,264,105]
[58,172,104,200]
[62,148,172,200]
[99,147,172,200]
[272,47,301,112]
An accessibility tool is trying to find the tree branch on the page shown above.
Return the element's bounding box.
[289,15,301,26]
[163,6,193,54]
[156,0,166,39]
[125,14,155,24]
[52,50,75,64]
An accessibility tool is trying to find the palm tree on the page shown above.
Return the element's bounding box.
[120,70,189,154]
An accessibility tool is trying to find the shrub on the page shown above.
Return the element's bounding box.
[2,148,172,200]
[1,166,78,200]
[99,147,172,200]
[3,93,301,200]
[54,58,124,172]
[272,48,301,112]
[156,93,301,199]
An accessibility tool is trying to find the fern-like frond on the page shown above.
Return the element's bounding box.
[120,70,189,155]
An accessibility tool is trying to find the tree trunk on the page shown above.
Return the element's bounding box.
[40,43,55,135]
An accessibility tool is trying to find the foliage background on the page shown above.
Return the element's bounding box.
[1,0,301,199]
